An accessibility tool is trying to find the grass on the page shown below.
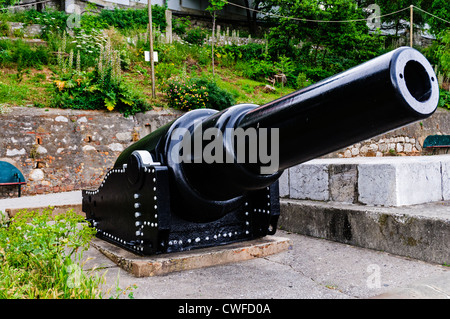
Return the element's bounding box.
[0,207,136,299]
[0,67,53,106]
[122,63,296,110]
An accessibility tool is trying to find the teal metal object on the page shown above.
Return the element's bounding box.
[0,161,26,197]
[423,135,450,148]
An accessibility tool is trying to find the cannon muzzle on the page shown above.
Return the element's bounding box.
[82,47,439,255]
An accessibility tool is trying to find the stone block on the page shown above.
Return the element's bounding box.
[278,169,289,198]
[329,164,358,203]
[441,160,450,201]
[357,163,398,206]
[358,158,443,206]
[289,162,329,201]
[395,160,442,205]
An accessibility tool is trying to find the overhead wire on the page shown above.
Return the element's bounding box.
[222,0,450,25]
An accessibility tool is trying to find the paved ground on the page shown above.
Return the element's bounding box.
[83,229,450,300]
[2,191,450,302]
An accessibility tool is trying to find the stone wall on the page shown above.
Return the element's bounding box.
[1,106,449,198]
[0,106,182,198]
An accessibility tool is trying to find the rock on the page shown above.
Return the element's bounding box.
[263,85,276,93]
[82,145,96,152]
[351,148,360,156]
[108,143,124,152]
[30,169,44,181]
[116,132,132,142]
[55,116,68,122]
[404,143,413,153]
[36,146,47,154]
[6,148,26,156]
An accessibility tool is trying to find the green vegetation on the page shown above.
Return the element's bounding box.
[0,208,135,299]
[0,1,449,113]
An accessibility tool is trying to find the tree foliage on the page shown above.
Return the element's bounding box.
[261,0,385,70]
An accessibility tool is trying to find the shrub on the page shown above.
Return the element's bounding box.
[17,9,69,39]
[98,6,166,30]
[165,77,209,111]
[194,78,236,111]
[173,16,190,36]
[0,21,10,36]
[165,77,235,112]
[51,38,149,117]
[0,208,102,299]
[439,90,450,109]
[236,58,274,81]
[0,39,49,68]
[183,27,208,46]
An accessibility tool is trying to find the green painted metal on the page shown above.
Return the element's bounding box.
[423,135,450,148]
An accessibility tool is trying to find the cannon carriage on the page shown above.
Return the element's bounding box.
[82,47,439,255]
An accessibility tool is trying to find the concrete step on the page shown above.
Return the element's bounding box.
[279,199,450,266]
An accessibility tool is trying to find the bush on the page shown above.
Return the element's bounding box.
[165,77,209,111]
[0,39,49,68]
[439,90,450,109]
[183,27,208,46]
[0,208,102,298]
[296,72,313,89]
[16,9,69,39]
[194,78,236,111]
[165,77,235,112]
[51,39,149,117]
[173,16,190,36]
[236,59,274,81]
[98,6,166,30]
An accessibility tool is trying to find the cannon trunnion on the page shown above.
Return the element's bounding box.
[82,47,439,255]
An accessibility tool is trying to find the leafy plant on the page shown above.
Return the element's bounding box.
[439,90,450,109]
[173,16,190,36]
[51,38,149,117]
[164,76,235,111]
[164,77,209,111]
[296,72,312,89]
[98,6,166,30]
[0,208,103,298]
[183,27,208,46]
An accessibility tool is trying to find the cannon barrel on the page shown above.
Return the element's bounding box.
[82,47,439,255]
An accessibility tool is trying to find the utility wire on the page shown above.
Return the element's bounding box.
[223,0,409,23]
[413,5,450,25]
[224,0,450,25]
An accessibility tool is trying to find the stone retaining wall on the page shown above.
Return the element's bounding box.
[1,106,449,199]
[0,106,182,198]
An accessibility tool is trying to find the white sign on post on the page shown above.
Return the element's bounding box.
[145,51,158,63]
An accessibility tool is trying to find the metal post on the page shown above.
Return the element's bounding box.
[148,0,156,99]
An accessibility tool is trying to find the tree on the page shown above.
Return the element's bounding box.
[0,0,19,9]
[427,0,450,35]
[262,0,384,67]
[206,0,228,77]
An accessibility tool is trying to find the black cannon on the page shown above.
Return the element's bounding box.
[82,47,439,255]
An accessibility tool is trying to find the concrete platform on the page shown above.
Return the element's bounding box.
[90,236,292,277]
[279,199,450,265]
[279,155,450,207]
